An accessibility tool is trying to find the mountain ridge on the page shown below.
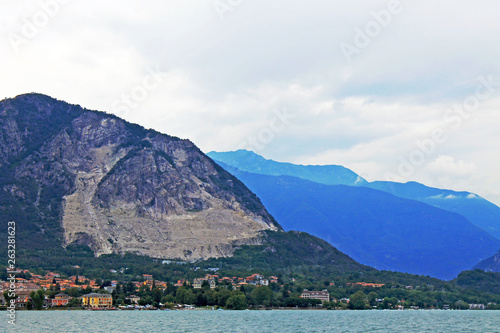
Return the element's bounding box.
[366,181,500,240]
[207,150,367,186]
[0,93,280,260]
[210,159,500,279]
[208,150,500,241]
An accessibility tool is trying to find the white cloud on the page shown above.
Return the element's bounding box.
[428,194,459,200]
[427,156,477,178]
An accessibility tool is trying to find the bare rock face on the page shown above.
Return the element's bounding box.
[0,93,279,259]
[474,249,500,273]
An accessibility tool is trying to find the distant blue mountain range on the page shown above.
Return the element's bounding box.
[365,181,500,240]
[207,150,500,280]
[208,150,367,186]
[209,150,500,240]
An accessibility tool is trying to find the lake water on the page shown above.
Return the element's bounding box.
[3,310,499,332]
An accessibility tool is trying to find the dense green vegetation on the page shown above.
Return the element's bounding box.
[127,283,323,309]
[1,231,499,310]
[454,270,500,294]
[202,230,373,276]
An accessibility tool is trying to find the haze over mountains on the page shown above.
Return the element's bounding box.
[208,150,500,279]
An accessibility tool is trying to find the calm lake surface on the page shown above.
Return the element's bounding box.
[3,310,499,333]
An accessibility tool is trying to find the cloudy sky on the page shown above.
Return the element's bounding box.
[1,0,500,205]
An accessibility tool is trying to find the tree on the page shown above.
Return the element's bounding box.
[216,289,232,307]
[68,298,82,308]
[195,292,206,307]
[4,291,16,306]
[251,286,273,307]
[367,292,378,307]
[161,295,175,304]
[205,290,217,306]
[175,287,196,305]
[100,280,112,288]
[115,283,122,295]
[139,296,152,306]
[139,284,150,296]
[112,289,118,303]
[164,282,176,296]
[226,294,247,310]
[348,291,367,310]
[201,280,210,290]
[84,285,92,294]
[152,288,162,304]
[30,290,45,310]
[382,297,398,309]
[67,287,79,298]
[126,282,136,294]
[183,290,196,305]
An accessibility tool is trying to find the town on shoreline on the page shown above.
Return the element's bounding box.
[2,268,497,311]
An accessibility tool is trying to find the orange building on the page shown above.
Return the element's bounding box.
[52,293,72,307]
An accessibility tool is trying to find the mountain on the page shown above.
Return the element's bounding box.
[207,150,367,186]
[209,150,500,241]
[211,162,500,279]
[474,249,500,272]
[454,269,500,294]
[366,181,500,240]
[0,93,280,260]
